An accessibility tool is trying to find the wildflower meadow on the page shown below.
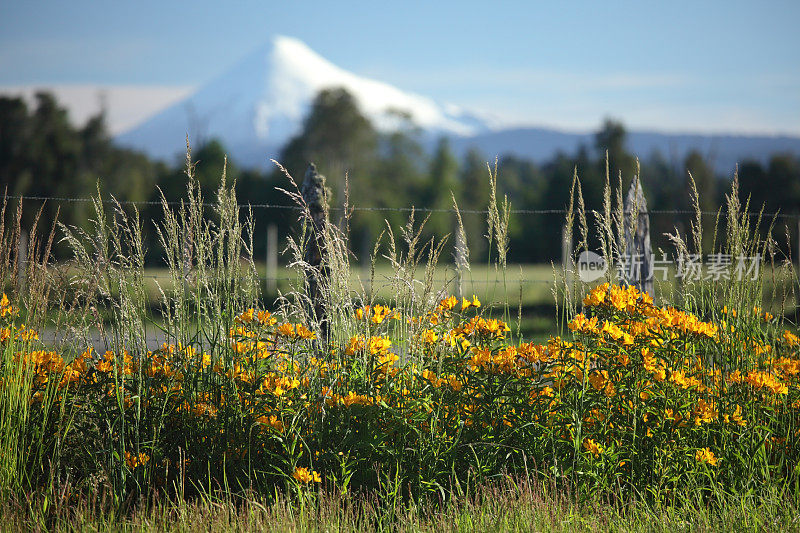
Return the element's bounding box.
[1,153,799,530]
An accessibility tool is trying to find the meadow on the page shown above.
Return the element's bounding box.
[1,153,800,531]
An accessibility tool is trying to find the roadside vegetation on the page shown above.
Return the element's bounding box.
[1,148,799,531]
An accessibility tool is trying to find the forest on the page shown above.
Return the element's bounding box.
[2,88,799,265]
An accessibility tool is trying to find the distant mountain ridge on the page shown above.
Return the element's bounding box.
[116,36,492,166]
[450,128,800,174]
[116,36,800,172]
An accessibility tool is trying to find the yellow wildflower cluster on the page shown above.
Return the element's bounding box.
[0,293,17,318]
[292,466,321,483]
[7,284,800,498]
[355,304,397,324]
[583,438,604,457]
[125,451,150,469]
[323,387,379,407]
[695,447,718,466]
[421,369,463,391]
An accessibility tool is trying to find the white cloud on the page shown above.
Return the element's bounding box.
[0,84,195,135]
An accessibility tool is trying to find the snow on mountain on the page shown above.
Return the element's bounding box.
[116,36,492,166]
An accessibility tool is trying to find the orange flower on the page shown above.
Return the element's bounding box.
[258,310,277,326]
[461,295,481,311]
[583,438,603,457]
[295,324,316,339]
[368,336,391,355]
[236,308,255,323]
[345,336,365,355]
[292,466,321,483]
[277,323,296,337]
[695,447,718,466]
[125,451,150,469]
[439,296,458,311]
[421,329,438,344]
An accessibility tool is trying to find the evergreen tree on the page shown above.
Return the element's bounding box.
[278,87,378,207]
[496,155,545,261]
[684,150,716,253]
[425,138,459,243]
[595,118,637,185]
[459,148,491,261]
[0,96,31,195]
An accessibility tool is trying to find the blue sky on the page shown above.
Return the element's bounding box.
[1,0,798,135]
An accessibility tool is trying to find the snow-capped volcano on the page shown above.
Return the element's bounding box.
[116,36,491,166]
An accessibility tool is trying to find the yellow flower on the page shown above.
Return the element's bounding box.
[236,308,255,323]
[257,414,284,432]
[422,369,441,386]
[439,296,458,311]
[744,370,788,395]
[782,330,800,347]
[97,351,115,373]
[725,404,747,427]
[421,329,438,344]
[461,295,481,311]
[377,352,399,370]
[695,447,718,466]
[258,310,278,326]
[583,438,603,457]
[370,305,390,324]
[587,370,609,392]
[582,283,608,307]
[277,323,296,337]
[447,374,463,391]
[295,324,316,339]
[125,451,150,469]
[368,336,392,355]
[568,313,599,334]
[292,466,321,483]
[345,336,365,355]
[693,398,718,425]
[0,294,14,317]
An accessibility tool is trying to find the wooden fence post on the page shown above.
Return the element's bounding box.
[300,163,330,341]
[623,176,654,298]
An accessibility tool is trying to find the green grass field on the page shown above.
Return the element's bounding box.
[4,168,800,531]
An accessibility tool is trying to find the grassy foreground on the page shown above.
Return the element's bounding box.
[2,479,798,532]
[1,153,800,529]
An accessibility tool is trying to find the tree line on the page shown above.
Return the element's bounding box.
[1,89,799,265]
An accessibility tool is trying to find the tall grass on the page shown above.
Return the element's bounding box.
[3,476,798,532]
[0,146,799,527]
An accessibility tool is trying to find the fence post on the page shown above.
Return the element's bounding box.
[300,163,330,341]
[623,176,654,298]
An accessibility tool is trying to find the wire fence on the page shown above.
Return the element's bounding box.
[6,192,800,296]
[4,192,800,219]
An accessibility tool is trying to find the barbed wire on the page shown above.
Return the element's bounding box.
[3,193,798,220]
[139,274,554,285]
